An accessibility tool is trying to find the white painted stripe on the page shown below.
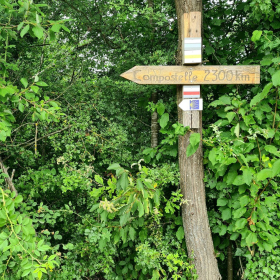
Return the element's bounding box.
[184,38,202,44]
[184,50,201,56]
[183,85,200,92]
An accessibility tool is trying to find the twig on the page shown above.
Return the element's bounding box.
[0,157,18,196]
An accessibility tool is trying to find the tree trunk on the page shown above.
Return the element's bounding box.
[227,235,233,280]
[148,0,159,149]
[175,0,221,279]
[151,92,159,148]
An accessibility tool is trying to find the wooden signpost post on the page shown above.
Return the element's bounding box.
[121,11,260,280]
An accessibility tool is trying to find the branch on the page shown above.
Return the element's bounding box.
[0,157,18,196]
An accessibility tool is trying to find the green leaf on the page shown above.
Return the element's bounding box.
[186,133,200,157]
[226,112,236,123]
[31,86,39,93]
[137,200,144,217]
[176,226,185,241]
[233,207,246,219]
[94,175,103,185]
[221,208,231,220]
[189,133,200,147]
[186,143,198,157]
[21,269,31,277]
[272,159,280,177]
[38,245,50,251]
[240,195,250,207]
[205,45,214,55]
[219,224,227,236]
[32,25,44,39]
[129,227,136,241]
[232,175,244,186]
[243,169,252,185]
[20,25,30,37]
[251,30,262,42]
[256,169,272,181]
[272,70,280,87]
[36,81,48,87]
[107,163,120,170]
[265,196,277,206]
[61,25,70,33]
[119,172,128,190]
[17,22,24,31]
[157,103,165,115]
[230,233,240,241]
[159,113,169,128]
[235,218,247,230]
[14,195,23,204]
[51,23,62,32]
[246,232,258,246]
[217,197,228,206]
[18,102,24,112]
[234,123,240,138]
[250,83,273,107]
[20,78,28,88]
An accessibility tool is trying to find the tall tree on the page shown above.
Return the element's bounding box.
[174,0,221,279]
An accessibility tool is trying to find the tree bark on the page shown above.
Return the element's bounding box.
[175,0,221,279]
[151,92,159,148]
[227,235,233,280]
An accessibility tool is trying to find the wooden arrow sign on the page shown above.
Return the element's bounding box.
[120,65,260,85]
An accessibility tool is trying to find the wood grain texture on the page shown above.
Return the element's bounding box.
[175,7,222,280]
[120,65,260,85]
[182,12,201,128]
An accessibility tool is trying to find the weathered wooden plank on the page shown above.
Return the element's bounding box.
[120,65,260,85]
[182,12,202,65]
[182,12,201,128]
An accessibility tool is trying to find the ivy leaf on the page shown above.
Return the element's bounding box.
[251,30,262,42]
[159,113,169,128]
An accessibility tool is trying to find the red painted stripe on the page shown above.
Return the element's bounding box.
[183,91,200,95]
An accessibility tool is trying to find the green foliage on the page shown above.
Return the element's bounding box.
[0,184,59,279]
